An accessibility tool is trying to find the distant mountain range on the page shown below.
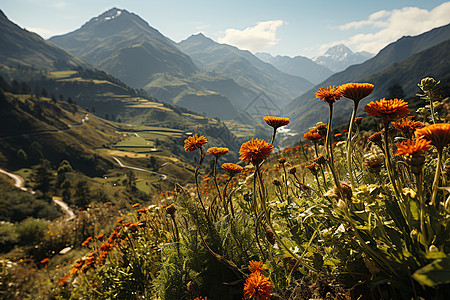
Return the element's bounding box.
[0,10,88,70]
[255,52,334,84]
[312,45,373,72]
[285,23,450,134]
[177,33,313,106]
[48,8,242,120]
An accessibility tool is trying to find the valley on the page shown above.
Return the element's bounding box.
[0,4,449,299]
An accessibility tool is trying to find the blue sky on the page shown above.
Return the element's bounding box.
[1,0,450,58]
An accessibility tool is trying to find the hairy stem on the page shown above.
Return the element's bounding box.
[347,101,359,187]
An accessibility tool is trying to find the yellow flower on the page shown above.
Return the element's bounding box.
[206,147,229,158]
[263,116,290,129]
[392,117,424,132]
[248,260,265,273]
[315,86,342,104]
[239,139,273,165]
[184,134,208,152]
[364,98,410,121]
[339,82,374,102]
[304,129,323,141]
[221,163,243,175]
[415,123,450,151]
[243,271,273,300]
[394,138,431,157]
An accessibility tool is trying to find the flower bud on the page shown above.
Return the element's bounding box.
[272,179,282,187]
[289,167,297,175]
[418,77,439,92]
[166,204,176,216]
[265,228,275,245]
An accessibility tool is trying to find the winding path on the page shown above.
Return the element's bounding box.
[0,168,75,221]
[112,156,167,180]
[0,114,89,140]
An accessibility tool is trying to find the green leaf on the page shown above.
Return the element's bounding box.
[413,256,450,287]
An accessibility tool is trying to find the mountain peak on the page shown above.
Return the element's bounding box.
[0,9,7,20]
[324,44,353,56]
[90,7,127,24]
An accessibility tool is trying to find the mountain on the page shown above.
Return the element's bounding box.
[177,33,314,106]
[312,45,373,72]
[255,52,334,84]
[48,8,242,120]
[0,89,118,176]
[0,10,88,70]
[49,8,197,85]
[285,23,450,134]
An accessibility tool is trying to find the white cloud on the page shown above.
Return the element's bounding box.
[218,20,284,52]
[323,2,450,54]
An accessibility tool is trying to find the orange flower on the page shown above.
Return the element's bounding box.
[395,138,431,156]
[239,139,274,165]
[116,218,124,223]
[206,147,229,158]
[96,234,104,240]
[263,116,290,129]
[194,297,207,300]
[132,203,140,208]
[415,123,450,151]
[364,98,410,121]
[339,82,374,102]
[306,162,318,175]
[392,117,424,132]
[81,236,92,247]
[248,260,265,273]
[222,163,243,175]
[57,275,71,286]
[137,207,146,213]
[100,242,113,252]
[355,117,363,126]
[184,134,208,152]
[334,133,343,137]
[40,258,49,264]
[304,129,323,141]
[127,222,139,231]
[364,158,384,173]
[243,271,273,300]
[315,86,342,104]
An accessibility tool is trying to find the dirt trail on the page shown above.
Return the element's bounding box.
[112,156,167,180]
[0,168,75,221]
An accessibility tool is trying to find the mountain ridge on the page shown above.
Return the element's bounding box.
[284,23,450,134]
[312,44,373,72]
[255,52,334,84]
[178,33,314,106]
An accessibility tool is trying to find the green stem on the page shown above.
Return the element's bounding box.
[347,101,359,188]
[270,128,277,145]
[212,157,226,214]
[428,92,436,124]
[223,176,235,217]
[415,171,427,245]
[255,165,300,260]
[195,148,210,224]
[326,103,343,197]
[431,149,443,205]
[383,120,401,202]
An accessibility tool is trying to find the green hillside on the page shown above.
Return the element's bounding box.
[178,33,314,106]
[0,10,88,70]
[286,23,450,134]
[48,8,244,120]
